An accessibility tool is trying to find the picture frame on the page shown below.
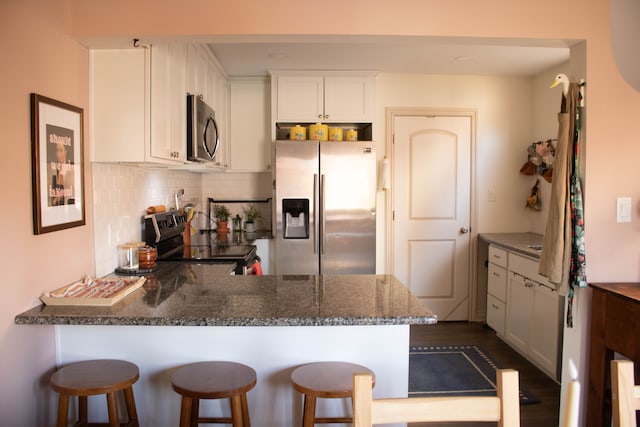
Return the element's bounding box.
[30,93,85,234]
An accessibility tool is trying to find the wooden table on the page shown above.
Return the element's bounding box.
[588,283,640,427]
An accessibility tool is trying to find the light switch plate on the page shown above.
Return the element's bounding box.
[617,197,632,223]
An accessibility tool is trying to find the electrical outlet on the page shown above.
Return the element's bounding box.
[488,189,496,202]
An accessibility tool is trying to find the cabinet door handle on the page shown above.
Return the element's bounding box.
[492,271,501,277]
[492,304,499,309]
[318,114,324,119]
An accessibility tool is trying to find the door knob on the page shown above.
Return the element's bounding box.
[460,226,470,234]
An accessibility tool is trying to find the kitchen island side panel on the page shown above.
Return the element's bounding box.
[56,324,409,427]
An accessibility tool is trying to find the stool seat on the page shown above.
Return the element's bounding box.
[172,361,256,427]
[291,362,375,426]
[50,359,139,427]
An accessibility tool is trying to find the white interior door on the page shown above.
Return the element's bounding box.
[393,115,471,320]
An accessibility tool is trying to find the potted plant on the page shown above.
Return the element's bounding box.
[213,204,230,231]
[243,203,261,232]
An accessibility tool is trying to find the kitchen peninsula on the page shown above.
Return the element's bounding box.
[16,263,436,427]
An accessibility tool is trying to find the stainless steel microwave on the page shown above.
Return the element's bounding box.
[187,94,220,162]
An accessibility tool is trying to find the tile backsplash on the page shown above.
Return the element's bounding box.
[201,171,273,232]
[92,163,202,276]
[92,163,272,276]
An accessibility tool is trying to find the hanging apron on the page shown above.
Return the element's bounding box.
[538,82,586,327]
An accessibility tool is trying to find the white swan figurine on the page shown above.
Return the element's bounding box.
[550,73,570,96]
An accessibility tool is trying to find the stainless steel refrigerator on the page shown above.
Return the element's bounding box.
[274,140,376,275]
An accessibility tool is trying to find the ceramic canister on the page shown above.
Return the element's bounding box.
[345,129,358,141]
[309,123,328,140]
[328,127,343,141]
[290,125,306,140]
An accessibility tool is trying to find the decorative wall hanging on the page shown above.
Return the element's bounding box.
[520,139,556,183]
[30,93,85,234]
[526,179,542,211]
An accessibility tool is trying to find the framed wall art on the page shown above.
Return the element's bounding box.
[30,93,85,234]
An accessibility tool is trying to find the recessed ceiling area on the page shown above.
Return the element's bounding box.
[208,35,574,77]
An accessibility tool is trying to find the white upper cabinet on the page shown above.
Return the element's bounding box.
[91,45,186,165]
[150,44,187,162]
[229,77,270,172]
[186,44,209,101]
[274,75,324,122]
[210,62,229,170]
[271,71,375,124]
[185,44,229,170]
[323,75,374,122]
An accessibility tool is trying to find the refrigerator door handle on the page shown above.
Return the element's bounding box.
[321,174,326,255]
[313,173,319,254]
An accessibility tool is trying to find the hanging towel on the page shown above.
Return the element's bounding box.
[567,96,587,327]
[250,261,263,276]
[538,82,581,296]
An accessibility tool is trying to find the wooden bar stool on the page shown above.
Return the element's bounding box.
[291,362,375,427]
[171,361,257,427]
[50,359,140,427]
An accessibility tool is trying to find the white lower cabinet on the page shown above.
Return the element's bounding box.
[529,282,562,375]
[486,246,507,335]
[505,272,533,353]
[505,269,562,379]
[487,247,563,381]
[486,294,506,336]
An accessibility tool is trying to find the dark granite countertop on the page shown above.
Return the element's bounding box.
[479,232,543,259]
[15,262,436,327]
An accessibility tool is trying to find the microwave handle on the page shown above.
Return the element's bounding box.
[203,114,220,160]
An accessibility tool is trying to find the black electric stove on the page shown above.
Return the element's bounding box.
[143,209,257,275]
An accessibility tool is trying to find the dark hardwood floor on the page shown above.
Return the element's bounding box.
[409,321,561,427]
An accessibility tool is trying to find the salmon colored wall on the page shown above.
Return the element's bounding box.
[69,0,589,39]
[0,0,92,424]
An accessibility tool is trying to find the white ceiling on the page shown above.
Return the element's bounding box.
[208,35,573,77]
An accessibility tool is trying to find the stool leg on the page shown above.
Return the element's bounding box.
[230,394,243,427]
[56,394,69,427]
[190,398,199,427]
[106,391,120,427]
[302,395,316,427]
[78,396,88,426]
[123,386,139,427]
[179,396,193,427]
[240,392,251,427]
